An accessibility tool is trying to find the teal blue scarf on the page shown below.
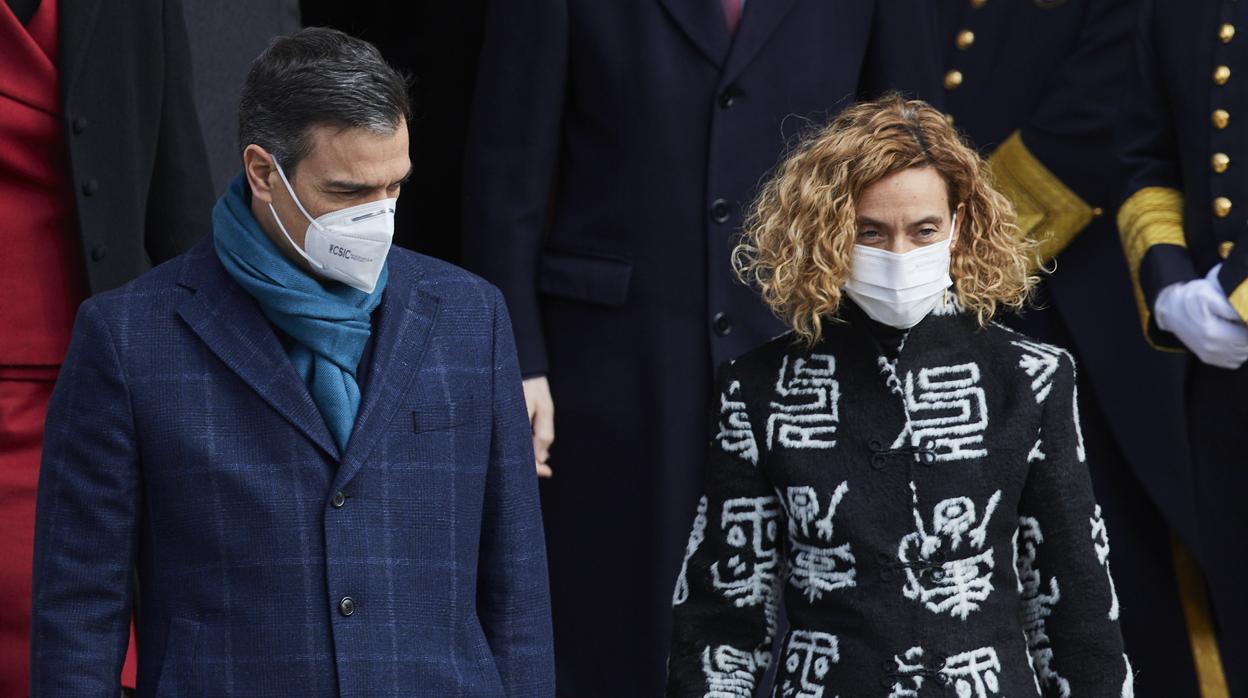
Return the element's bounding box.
[213,173,388,451]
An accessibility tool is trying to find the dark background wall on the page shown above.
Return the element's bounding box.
[300,0,488,264]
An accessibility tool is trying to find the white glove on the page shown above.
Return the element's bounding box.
[1154,264,1248,369]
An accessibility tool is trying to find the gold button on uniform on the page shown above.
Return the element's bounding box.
[956,30,975,50]
[945,70,964,90]
[1213,153,1231,174]
[1221,23,1236,43]
[970,0,987,7]
[1215,65,1231,85]
[1214,109,1231,129]
[1214,197,1233,218]
[1221,241,1236,259]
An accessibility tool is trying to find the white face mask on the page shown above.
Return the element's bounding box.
[843,212,956,329]
[268,159,396,293]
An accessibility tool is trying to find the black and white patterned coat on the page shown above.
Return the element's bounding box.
[667,303,1132,697]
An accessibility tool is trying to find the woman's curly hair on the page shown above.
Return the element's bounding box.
[733,94,1037,346]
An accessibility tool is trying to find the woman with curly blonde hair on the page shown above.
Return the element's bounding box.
[667,96,1132,696]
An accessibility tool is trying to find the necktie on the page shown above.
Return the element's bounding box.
[720,0,742,35]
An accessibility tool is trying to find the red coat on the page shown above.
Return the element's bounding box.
[0,0,85,369]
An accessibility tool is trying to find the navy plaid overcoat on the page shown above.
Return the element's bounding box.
[30,237,555,697]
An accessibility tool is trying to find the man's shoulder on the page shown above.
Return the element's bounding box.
[389,246,500,307]
[81,243,202,319]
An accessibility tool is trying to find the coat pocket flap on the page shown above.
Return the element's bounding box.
[537,249,632,306]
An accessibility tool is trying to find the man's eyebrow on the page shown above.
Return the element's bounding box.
[856,216,890,228]
[322,167,414,192]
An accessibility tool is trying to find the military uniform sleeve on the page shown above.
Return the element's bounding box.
[1015,350,1132,696]
[666,362,783,697]
[460,0,570,377]
[1116,0,1198,349]
[986,0,1134,264]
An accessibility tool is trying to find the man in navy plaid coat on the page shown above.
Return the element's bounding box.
[30,28,554,697]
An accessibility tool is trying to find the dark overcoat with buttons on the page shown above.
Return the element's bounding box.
[59,0,213,293]
[461,1,940,694]
[667,302,1131,696]
[1118,0,1248,692]
[30,239,555,697]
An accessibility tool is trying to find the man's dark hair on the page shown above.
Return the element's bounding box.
[238,27,412,175]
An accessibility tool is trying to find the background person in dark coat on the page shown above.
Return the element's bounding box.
[0,0,210,693]
[461,1,939,694]
[183,0,302,196]
[1118,0,1248,692]
[927,0,1207,693]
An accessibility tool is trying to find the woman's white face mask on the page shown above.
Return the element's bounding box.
[843,212,956,329]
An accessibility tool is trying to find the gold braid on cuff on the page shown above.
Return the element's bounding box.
[987,131,1095,266]
[1116,186,1187,346]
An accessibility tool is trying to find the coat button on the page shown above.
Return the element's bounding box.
[712,312,733,337]
[1213,109,1231,129]
[71,115,88,134]
[82,179,99,196]
[1214,197,1233,218]
[90,245,107,262]
[944,70,963,90]
[1214,65,1231,85]
[338,596,355,616]
[970,0,987,8]
[710,198,731,224]
[331,491,347,508]
[719,85,745,109]
[1221,23,1236,43]
[1213,153,1231,174]
[955,30,975,50]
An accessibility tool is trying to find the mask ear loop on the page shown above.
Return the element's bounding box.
[944,210,959,308]
[267,157,326,270]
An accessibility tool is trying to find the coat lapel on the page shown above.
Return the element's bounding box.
[176,240,340,459]
[719,0,798,84]
[56,0,103,102]
[333,254,440,491]
[658,0,732,69]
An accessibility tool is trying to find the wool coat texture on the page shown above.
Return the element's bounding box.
[667,302,1131,697]
[30,238,555,697]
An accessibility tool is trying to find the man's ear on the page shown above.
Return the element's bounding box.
[243,144,277,205]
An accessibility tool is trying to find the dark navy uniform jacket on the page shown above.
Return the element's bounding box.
[931,0,1196,558]
[1119,1,1248,691]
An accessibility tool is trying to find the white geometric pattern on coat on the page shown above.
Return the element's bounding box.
[718,380,759,465]
[711,496,781,610]
[1015,516,1070,697]
[700,644,769,697]
[1013,339,1062,404]
[1090,504,1121,621]
[888,645,1002,698]
[898,483,1001,620]
[1122,653,1135,697]
[767,354,839,450]
[778,630,840,698]
[1013,339,1086,463]
[785,482,857,602]
[902,362,988,462]
[673,496,708,606]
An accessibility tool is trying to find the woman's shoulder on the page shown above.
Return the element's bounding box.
[968,320,1080,383]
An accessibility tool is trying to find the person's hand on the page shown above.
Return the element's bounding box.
[522,376,555,478]
[1155,264,1248,369]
